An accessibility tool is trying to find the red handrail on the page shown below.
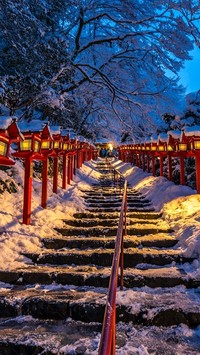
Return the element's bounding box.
[98,179,127,355]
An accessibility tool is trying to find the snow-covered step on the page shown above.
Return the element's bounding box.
[23,247,191,267]
[85,200,151,207]
[73,211,162,220]
[1,264,199,289]
[42,233,178,250]
[55,224,173,237]
[63,217,164,227]
[80,190,141,196]
[0,287,200,328]
[0,318,101,355]
[85,206,156,212]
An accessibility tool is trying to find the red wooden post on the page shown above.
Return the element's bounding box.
[53,156,58,193]
[195,154,200,193]
[168,154,172,181]
[73,154,76,175]
[159,155,164,176]
[62,154,67,189]
[152,155,156,176]
[23,157,33,225]
[70,155,73,181]
[142,153,145,171]
[180,154,185,185]
[67,156,71,185]
[147,154,150,172]
[41,158,48,208]
[77,151,80,169]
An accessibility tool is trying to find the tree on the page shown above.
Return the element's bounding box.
[58,0,200,141]
[0,0,200,141]
[0,0,75,126]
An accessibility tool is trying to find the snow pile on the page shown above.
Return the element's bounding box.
[115,161,200,263]
[1,158,200,273]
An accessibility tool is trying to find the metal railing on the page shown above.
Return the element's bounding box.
[113,168,124,190]
[98,179,127,355]
[105,160,125,190]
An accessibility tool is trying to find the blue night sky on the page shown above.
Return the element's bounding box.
[179,47,200,93]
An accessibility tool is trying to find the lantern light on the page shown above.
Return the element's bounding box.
[158,145,165,151]
[167,144,174,151]
[0,138,8,157]
[151,146,157,151]
[194,141,200,150]
[41,141,51,149]
[62,142,69,151]
[178,143,188,151]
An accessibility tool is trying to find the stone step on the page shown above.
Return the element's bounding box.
[0,318,101,355]
[84,200,150,206]
[85,207,156,212]
[80,191,141,197]
[83,196,149,202]
[42,234,177,250]
[63,217,166,228]
[0,288,199,328]
[73,211,162,220]
[23,247,189,267]
[73,212,120,219]
[1,265,199,289]
[55,225,172,237]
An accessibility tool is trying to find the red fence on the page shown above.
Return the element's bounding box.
[118,128,200,194]
[0,120,98,225]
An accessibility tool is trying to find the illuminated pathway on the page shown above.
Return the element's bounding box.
[0,160,200,353]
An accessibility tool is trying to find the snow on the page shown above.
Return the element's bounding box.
[0,117,14,129]
[0,158,200,273]
[18,120,47,132]
[167,130,181,139]
[158,133,168,143]
[1,158,200,353]
[183,125,200,136]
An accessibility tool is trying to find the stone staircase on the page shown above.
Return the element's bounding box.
[0,160,200,354]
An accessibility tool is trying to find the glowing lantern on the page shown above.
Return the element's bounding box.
[178,143,188,152]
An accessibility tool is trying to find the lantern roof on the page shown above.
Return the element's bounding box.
[145,137,152,144]
[167,130,181,139]
[17,120,45,133]
[0,116,14,130]
[41,123,53,140]
[7,120,24,142]
[158,133,168,143]
[182,125,200,137]
[151,134,158,143]
[50,125,62,135]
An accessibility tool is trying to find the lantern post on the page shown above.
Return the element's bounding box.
[166,131,180,182]
[176,131,188,185]
[12,122,44,225]
[51,127,62,194]
[0,119,22,166]
[61,133,70,189]
[157,133,168,177]
[183,126,200,193]
[145,139,151,173]
[150,135,158,176]
[40,123,55,208]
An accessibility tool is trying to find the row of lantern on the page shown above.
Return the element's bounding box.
[0,119,98,224]
[118,126,200,193]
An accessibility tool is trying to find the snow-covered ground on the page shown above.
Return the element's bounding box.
[1,158,200,354]
[0,158,200,274]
